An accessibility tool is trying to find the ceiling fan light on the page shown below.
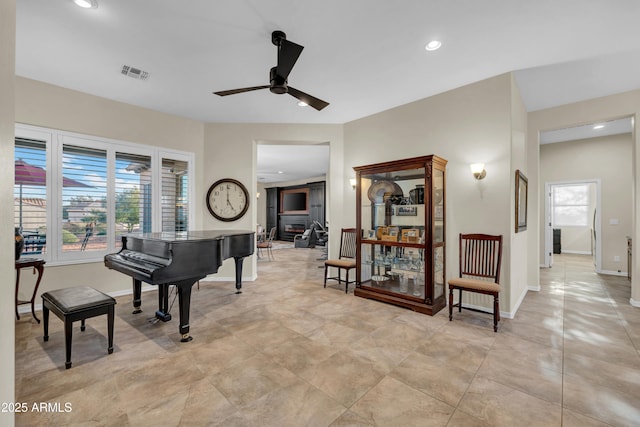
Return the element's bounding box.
[425,40,442,51]
[73,0,98,9]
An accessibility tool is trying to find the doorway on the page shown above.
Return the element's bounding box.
[544,180,601,271]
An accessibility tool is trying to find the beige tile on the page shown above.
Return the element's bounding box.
[564,352,640,401]
[240,380,347,427]
[299,350,386,407]
[562,408,617,427]
[177,378,241,426]
[491,333,563,373]
[457,376,562,427]
[349,376,454,427]
[208,352,299,407]
[563,368,640,426]
[475,351,562,404]
[446,410,494,427]
[389,350,476,406]
[261,334,337,375]
[413,330,491,374]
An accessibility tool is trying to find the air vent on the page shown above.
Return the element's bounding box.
[121,65,149,81]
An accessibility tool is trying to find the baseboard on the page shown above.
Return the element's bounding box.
[598,269,627,277]
[631,298,640,308]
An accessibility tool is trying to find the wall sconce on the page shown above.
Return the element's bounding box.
[350,178,357,190]
[256,192,260,199]
[470,163,486,180]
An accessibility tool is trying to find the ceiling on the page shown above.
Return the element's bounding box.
[15,0,640,182]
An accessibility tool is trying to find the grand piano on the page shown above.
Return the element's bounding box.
[104,230,254,342]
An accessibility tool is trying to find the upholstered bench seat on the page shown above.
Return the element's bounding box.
[448,277,501,293]
[42,287,116,369]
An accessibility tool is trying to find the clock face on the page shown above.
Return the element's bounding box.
[206,178,250,222]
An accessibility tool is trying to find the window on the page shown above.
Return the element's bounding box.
[14,124,194,264]
[15,137,48,256]
[552,184,589,227]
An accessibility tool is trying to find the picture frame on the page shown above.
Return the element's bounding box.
[515,169,528,233]
[396,205,417,216]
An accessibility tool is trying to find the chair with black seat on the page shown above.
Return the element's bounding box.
[324,228,357,293]
[257,226,276,260]
[294,223,318,248]
[448,233,503,332]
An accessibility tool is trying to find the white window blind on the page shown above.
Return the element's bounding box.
[553,184,589,227]
[61,144,107,253]
[15,138,48,255]
[115,152,152,248]
[161,158,189,232]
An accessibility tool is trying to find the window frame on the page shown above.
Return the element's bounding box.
[552,183,590,228]
[15,123,195,266]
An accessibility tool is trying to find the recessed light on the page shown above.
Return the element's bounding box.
[297,101,308,107]
[73,0,98,9]
[278,171,284,174]
[425,40,442,51]
[593,124,605,130]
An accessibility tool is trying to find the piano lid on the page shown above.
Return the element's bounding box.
[123,230,255,242]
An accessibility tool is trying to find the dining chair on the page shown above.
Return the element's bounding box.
[257,226,276,260]
[448,233,503,332]
[324,228,357,293]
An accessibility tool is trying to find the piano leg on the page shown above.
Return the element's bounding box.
[132,279,142,314]
[155,284,172,322]
[234,256,245,294]
[176,280,196,342]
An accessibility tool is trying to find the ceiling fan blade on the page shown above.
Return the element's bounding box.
[214,85,269,96]
[277,39,304,80]
[287,86,329,111]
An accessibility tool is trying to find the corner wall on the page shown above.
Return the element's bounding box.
[1,2,16,424]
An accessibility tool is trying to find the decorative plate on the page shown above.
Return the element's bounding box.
[367,180,403,204]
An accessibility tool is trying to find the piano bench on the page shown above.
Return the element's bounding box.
[41,287,116,369]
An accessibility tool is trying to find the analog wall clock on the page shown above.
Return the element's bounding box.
[206,178,250,222]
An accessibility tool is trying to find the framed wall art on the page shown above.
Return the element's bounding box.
[515,170,528,233]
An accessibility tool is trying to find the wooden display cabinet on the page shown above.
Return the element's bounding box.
[354,155,447,315]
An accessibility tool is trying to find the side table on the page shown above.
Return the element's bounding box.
[15,257,46,323]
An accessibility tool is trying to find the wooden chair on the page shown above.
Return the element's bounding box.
[324,228,357,293]
[257,226,276,260]
[448,233,503,332]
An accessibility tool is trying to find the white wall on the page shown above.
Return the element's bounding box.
[343,74,525,314]
[1,1,16,424]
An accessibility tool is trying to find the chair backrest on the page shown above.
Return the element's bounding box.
[459,233,503,284]
[338,228,357,259]
[267,226,276,241]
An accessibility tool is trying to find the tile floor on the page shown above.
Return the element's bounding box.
[14,250,640,426]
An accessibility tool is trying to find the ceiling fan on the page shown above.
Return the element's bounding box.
[214,31,329,111]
